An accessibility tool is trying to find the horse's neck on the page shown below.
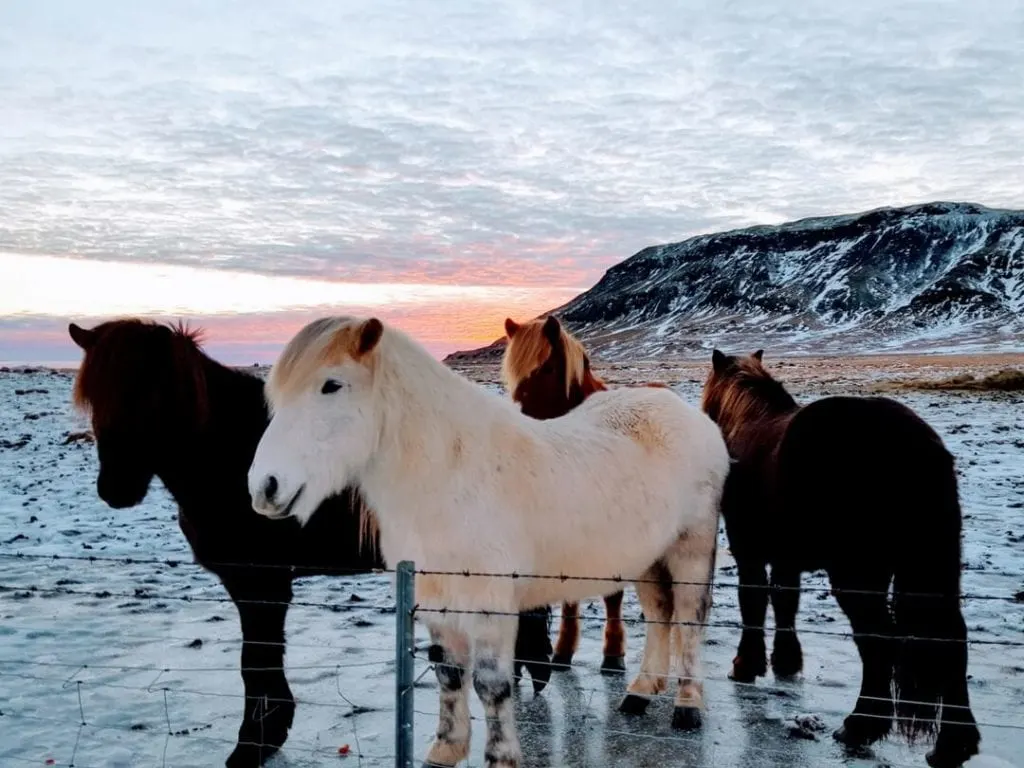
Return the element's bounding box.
[725,409,796,468]
[156,360,267,509]
[362,355,517,550]
[581,370,607,397]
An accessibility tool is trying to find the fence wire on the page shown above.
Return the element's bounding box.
[1,553,1021,767]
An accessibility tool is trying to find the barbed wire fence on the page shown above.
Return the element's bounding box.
[1,551,1022,767]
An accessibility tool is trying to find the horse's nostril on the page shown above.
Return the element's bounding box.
[264,475,278,502]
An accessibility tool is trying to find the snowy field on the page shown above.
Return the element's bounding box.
[0,366,1022,768]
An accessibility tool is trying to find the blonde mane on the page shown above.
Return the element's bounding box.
[501,317,591,397]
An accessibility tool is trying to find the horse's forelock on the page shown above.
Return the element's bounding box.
[267,316,365,404]
[73,319,210,430]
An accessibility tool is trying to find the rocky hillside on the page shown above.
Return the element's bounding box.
[447,202,1024,363]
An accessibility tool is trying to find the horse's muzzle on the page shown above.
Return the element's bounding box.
[253,482,305,521]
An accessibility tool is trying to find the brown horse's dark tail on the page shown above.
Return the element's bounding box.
[891,466,980,758]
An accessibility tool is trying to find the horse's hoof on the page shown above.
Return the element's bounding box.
[550,652,573,670]
[729,654,767,683]
[618,693,652,716]
[925,732,981,768]
[226,742,281,768]
[771,657,802,679]
[527,662,552,696]
[672,706,702,731]
[831,725,874,756]
[771,637,803,678]
[423,737,470,768]
[227,694,294,767]
[832,714,890,749]
[600,655,626,675]
[925,749,971,768]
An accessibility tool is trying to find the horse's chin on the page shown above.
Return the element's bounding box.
[100,491,149,509]
[97,477,151,510]
[255,484,314,525]
[288,490,320,528]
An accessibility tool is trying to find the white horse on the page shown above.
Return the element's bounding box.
[247,316,730,768]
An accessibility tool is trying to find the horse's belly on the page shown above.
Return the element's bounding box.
[517,578,628,611]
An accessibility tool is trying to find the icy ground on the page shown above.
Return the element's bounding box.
[0,368,1022,768]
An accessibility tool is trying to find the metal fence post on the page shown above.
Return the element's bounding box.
[395,560,415,768]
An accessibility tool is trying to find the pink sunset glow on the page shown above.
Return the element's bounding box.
[0,251,590,365]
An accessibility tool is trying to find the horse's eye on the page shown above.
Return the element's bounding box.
[321,379,344,394]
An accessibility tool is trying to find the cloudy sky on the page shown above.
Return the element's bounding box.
[1,0,1022,363]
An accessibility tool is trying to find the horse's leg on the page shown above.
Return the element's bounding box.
[221,570,295,768]
[472,618,521,768]
[664,526,717,730]
[424,625,472,768]
[831,571,896,749]
[769,567,803,678]
[513,606,553,695]
[551,601,579,669]
[619,563,671,715]
[731,557,769,683]
[600,590,627,674]
[925,606,979,768]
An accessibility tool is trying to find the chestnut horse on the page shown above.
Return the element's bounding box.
[501,314,629,673]
[701,349,980,768]
[67,319,554,767]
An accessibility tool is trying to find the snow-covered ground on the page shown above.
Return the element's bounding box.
[1,367,1021,768]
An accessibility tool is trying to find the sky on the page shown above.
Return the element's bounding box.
[1,0,1023,364]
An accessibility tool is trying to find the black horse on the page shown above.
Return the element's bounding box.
[68,319,553,767]
[701,349,980,768]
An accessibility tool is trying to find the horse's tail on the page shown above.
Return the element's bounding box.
[890,456,974,745]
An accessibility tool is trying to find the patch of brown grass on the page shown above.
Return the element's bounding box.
[882,368,1024,392]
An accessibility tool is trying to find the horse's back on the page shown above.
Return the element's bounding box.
[574,384,727,462]
[781,395,951,476]
[509,385,728,604]
[774,394,959,564]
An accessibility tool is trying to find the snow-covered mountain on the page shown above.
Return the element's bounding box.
[447,202,1024,362]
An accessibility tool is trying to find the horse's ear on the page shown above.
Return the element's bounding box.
[752,349,764,362]
[504,317,520,339]
[356,318,383,357]
[69,323,96,350]
[542,314,561,343]
[712,348,727,372]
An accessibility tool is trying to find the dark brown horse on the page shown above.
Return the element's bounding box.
[67,318,554,767]
[501,314,629,674]
[701,349,980,768]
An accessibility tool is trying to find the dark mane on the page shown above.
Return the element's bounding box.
[170,318,206,346]
[701,352,797,442]
[73,318,211,429]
